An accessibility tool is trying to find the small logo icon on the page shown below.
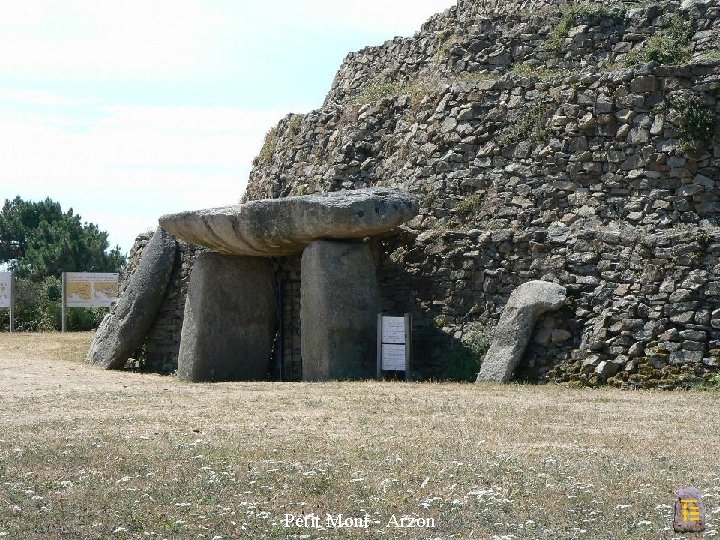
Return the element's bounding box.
[673,487,705,533]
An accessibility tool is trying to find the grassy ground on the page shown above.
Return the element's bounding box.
[0,332,719,539]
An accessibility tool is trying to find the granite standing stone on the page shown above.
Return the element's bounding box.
[301,240,380,380]
[88,227,177,369]
[158,188,419,257]
[476,280,567,383]
[177,252,276,382]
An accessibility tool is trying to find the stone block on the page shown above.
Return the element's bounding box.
[160,188,419,257]
[88,227,177,369]
[631,75,658,93]
[476,280,567,383]
[177,253,275,382]
[301,240,380,381]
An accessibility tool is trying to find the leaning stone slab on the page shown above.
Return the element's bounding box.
[301,240,380,380]
[476,280,567,383]
[177,252,275,382]
[158,188,419,257]
[88,227,176,369]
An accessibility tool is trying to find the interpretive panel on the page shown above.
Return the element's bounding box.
[65,272,119,308]
[0,272,11,309]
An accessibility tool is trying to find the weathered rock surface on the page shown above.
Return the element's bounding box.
[476,281,567,383]
[301,240,380,380]
[88,227,177,369]
[158,188,419,257]
[177,253,275,382]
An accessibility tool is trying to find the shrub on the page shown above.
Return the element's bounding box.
[499,101,549,145]
[625,14,694,66]
[345,82,407,106]
[254,127,278,166]
[546,3,626,54]
[0,276,111,331]
[286,114,303,136]
[668,93,716,154]
[456,193,484,213]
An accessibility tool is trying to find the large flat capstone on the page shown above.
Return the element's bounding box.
[476,280,567,383]
[88,227,177,369]
[301,240,380,380]
[177,252,276,382]
[158,188,419,257]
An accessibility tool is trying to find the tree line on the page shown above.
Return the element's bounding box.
[0,196,126,331]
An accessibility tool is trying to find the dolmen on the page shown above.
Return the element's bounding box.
[89,188,419,383]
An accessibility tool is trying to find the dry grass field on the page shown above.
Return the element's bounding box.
[0,332,719,539]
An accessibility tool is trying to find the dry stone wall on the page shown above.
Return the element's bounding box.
[245,0,720,387]
[122,232,201,373]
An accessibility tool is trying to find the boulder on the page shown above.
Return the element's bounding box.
[177,253,276,382]
[476,280,567,383]
[88,227,176,369]
[301,240,380,380]
[158,188,419,257]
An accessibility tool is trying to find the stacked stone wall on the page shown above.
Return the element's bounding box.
[121,0,720,387]
[122,232,201,373]
[244,0,720,387]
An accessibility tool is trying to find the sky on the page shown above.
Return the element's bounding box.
[0,0,457,256]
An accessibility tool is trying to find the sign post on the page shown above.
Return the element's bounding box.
[0,272,13,332]
[61,272,67,333]
[61,272,119,332]
[377,313,412,381]
[10,272,14,332]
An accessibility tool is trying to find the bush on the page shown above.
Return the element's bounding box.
[546,3,626,54]
[253,127,278,166]
[625,14,693,66]
[345,82,408,106]
[499,101,549,145]
[669,93,717,154]
[456,194,484,213]
[0,276,111,331]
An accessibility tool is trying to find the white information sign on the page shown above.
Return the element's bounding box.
[378,314,411,379]
[382,316,406,344]
[382,344,407,371]
[65,272,119,308]
[0,272,11,309]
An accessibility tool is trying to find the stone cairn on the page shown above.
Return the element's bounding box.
[88,188,419,382]
[244,0,720,388]
[94,0,720,388]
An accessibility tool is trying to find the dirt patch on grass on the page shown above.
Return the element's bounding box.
[0,332,719,539]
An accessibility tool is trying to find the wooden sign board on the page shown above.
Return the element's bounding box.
[377,314,411,381]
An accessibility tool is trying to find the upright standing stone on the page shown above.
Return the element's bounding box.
[88,227,176,369]
[177,253,276,382]
[301,240,380,380]
[476,280,567,383]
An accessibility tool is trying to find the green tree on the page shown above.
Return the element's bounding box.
[0,196,125,280]
[0,196,126,331]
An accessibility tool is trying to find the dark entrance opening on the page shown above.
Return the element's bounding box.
[276,278,301,381]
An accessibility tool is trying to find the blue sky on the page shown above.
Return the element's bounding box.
[0,0,456,256]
